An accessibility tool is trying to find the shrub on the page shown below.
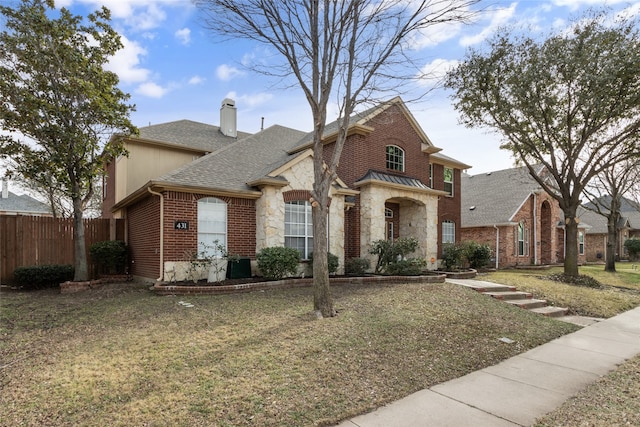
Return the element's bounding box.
[369,237,419,274]
[464,241,492,269]
[309,251,339,275]
[345,257,370,276]
[256,246,301,280]
[386,258,426,276]
[625,238,640,261]
[13,264,74,290]
[89,240,129,275]
[441,243,465,271]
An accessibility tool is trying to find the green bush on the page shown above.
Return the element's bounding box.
[309,251,339,275]
[441,243,465,271]
[464,241,492,269]
[13,264,74,290]
[369,237,419,274]
[386,258,426,276]
[89,240,129,275]
[345,257,370,276]
[625,238,640,261]
[256,246,301,280]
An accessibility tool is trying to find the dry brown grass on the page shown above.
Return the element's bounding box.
[482,263,640,318]
[0,280,577,426]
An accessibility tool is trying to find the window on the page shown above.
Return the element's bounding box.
[387,221,394,242]
[517,222,530,256]
[198,197,227,257]
[285,201,313,259]
[386,145,404,172]
[443,167,453,196]
[429,164,433,188]
[579,231,585,255]
[442,220,455,244]
[385,208,393,218]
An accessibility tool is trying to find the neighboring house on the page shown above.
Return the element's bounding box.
[577,197,640,261]
[0,180,52,216]
[103,97,470,282]
[460,166,588,268]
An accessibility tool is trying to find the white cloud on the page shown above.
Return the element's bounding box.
[418,58,460,86]
[216,64,245,81]
[225,91,273,108]
[136,82,168,98]
[408,21,462,49]
[188,75,205,85]
[460,2,517,46]
[552,0,628,11]
[175,27,191,45]
[105,36,150,84]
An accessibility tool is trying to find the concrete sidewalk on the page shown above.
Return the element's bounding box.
[336,305,640,427]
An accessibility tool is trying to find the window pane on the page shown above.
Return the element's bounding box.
[198,197,227,257]
[285,201,313,259]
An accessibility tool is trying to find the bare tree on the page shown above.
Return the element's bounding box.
[583,158,640,272]
[196,0,480,317]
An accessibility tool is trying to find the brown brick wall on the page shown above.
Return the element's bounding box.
[128,194,161,279]
[162,192,257,261]
[127,191,256,281]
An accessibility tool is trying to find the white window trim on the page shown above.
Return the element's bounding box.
[386,145,405,172]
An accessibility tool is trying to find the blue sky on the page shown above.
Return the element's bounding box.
[9,0,640,176]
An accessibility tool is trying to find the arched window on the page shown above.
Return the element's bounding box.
[442,220,455,243]
[386,145,404,172]
[198,197,227,257]
[285,200,313,259]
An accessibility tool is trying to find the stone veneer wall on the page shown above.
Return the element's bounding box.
[254,156,346,274]
[359,183,438,270]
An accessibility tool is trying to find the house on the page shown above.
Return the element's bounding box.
[103,97,470,282]
[0,180,52,216]
[577,197,640,261]
[460,165,588,268]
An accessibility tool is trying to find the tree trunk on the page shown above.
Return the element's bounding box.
[73,195,88,281]
[605,214,618,272]
[312,195,335,318]
[563,216,579,277]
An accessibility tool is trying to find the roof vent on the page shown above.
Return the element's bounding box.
[469,206,476,210]
[220,98,237,138]
[486,172,492,176]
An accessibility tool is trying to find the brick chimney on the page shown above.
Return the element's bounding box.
[220,98,237,138]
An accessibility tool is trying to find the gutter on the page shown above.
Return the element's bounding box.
[147,187,164,281]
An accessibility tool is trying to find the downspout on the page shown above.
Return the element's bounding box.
[533,192,538,265]
[494,225,499,269]
[148,187,164,281]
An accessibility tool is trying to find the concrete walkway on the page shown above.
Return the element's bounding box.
[337,296,640,426]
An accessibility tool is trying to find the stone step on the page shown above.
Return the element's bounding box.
[506,298,548,309]
[529,306,569,317]
[446,279,516,293]
[484,291,533,301]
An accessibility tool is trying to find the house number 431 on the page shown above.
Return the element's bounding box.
[174,220,189,230]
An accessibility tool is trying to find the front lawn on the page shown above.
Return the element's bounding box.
[0,280,577,426]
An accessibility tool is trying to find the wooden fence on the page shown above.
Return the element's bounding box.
[0,215,125,284]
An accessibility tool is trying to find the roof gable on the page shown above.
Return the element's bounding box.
[288,97,442,155]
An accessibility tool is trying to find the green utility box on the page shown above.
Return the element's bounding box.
[227,257,252,279]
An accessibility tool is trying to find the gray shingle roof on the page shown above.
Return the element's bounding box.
[0,191,51,215]
[461,165,545,228]
[578,197,640,234]
[137,120,252,152]
[156,125,308,192]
